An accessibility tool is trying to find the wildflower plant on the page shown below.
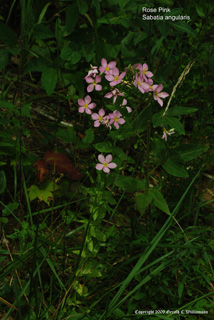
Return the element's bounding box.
[77,58,200,216]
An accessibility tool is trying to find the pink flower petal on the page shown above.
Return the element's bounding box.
[109,61,116,68]
[85,95,91,104]
[92,113,99,120]
[104,92,113,98]
[108,162,117,169]
[78,107,85,113]
[101,58,107,67]
[114,122,119,129]
[103,167,110,173]
[85,77,93,83]
[87,84,94,92]
[118,118,125,125]
[156,84,163,93]
[99,109,105,117]
[119,71,126,80]
[158,92,169,98]
[95,75,101,82]
[157,97,163,107]
[146,71,153,78]
[94,121,100,127]
[98,154,105,163]
[96,163,103,170]
[105,74,114,81]
[106,154,113,163]
[95,84,102,91]
[78,99,85,106]
[88,103,96,109]
[85,108,92,114]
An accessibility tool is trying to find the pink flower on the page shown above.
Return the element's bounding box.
[133,73,149,94]
[96,154,117,174]
[121,99,132,113]
[162,127,175,141]
[109,110,125,129]
[105,68,126,86]
[99,58,116,74]
[138,63,153,81]
[85,66,98,79]
[104,88,124,104]
[78,95,96,114]
[86,75,102,92]
[145,79,154,92]
[91,108,106,127]
[153,84,169,107]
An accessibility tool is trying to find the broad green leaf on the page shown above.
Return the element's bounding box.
[60,42,81,64]
[0,21,17,46]
[164,116,185,135]
[136,105,152,132]
[82,128,94,144]
[73,280,88,296]
[166,107,198,116]
[3,203,19,215]
[56,127,77,143]
[151,189,171,215]
[135,190,153,215]
[77,0,88,14]
[66,3,79,33]
[115,176,145,192]
[169,21,196,37]
[174,143,203,161]
[94,142,112,153]
[105,44,121,58]
[0,101,15,110]
[162,159,189,178]
[0,217,8,223]
[32,24,55,39]
[152,110,164,127]
[77,263,102,277]
[0,171,6,195]
[41,68,57,96]
[0,49,10,69]
[28,185,40,201]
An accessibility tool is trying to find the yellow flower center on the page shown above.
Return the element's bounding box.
[93,80,97,85]
[137,80,141,86]
[114,76,119,81]
[155,92,158,97]
[99,116,103,121]
[105,66,109,71]
[114,117,118,122]
[103,162,108,167]
[84,103,88,109]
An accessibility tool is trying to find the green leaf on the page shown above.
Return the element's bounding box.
[162,159,189,178]
[151,189,171,215]
[166,107,198,116]
[0,171,6,195]
[82,128,94,144]
[0,101,15,110]
[169,21,196,37]
[164,116,185,135]
[32,24,55,39]
[41,68,57,96]
[66,3,79,33]
[60,42,82,64]
[0,21,17,46]
[115,176,145,192]
[0,49,10,69]
[135,190,153,215]
[174,143,203,161]
[56,127,77,143]
[28,185,40,201]
[3,203,19,216]
[77,0,88,14]
[94,142,112,153]
[152,110,164,127]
